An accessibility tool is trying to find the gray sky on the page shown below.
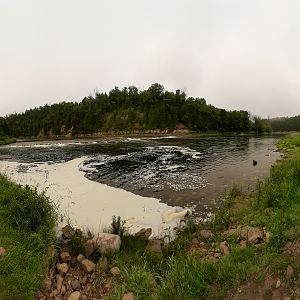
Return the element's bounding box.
[0,0,300,118]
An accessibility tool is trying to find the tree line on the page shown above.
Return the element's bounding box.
[1,84,271,137]
[267,115,300,132]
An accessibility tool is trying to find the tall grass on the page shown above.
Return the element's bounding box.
[0,175,57,299]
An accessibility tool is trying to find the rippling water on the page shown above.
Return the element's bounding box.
[0,135,281,218]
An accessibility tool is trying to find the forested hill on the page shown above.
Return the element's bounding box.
[0,84,270,138]
[267,115,300,132]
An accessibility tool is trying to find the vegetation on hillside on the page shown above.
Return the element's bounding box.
[1,84,271,137]
[268,115,300,132]
[0,176,56,299]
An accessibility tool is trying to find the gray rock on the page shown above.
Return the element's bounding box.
[76,254,85,263]
[200,230,214,241]
[286,265,294,280]
[122,292,135,300]
[94,233,122,253]
[135,228,152,240]
[220,241,230,256]
[57,263,69,276]
[0,247,6,257]
[81,259,95,273]
[71,279,81,291]
[146,239,163,254]
[110,266,121,276]
[60,252,71,263]
[67,291,80,300]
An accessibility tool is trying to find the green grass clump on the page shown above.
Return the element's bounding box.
[0,175,56,299]
[0,136,16,146]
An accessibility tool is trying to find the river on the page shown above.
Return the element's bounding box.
[0,135,281,237]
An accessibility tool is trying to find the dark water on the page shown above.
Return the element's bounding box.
[0,135,281,217]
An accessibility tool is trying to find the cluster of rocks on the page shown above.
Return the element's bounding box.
[37,225,135,300]
[189,226,271,260]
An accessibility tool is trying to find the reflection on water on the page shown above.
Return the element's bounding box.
[0,135,281,218]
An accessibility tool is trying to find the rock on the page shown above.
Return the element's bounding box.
[122,292,135,300]
[96,256,108,272]
[56,274,63,293]
[84,239,96,257]
[135,228,152,240]
[253,160,258,166]
[67,291,81,300]
[61,285,66,295]
[62,225,75,239]
[43,277,52,291]
[81,276,88,284]
[0,247,6,257]
[57,263,69,276]
[248,233,261,245]
[110,266,121,276]
[60,252,71,263]
[81,259,95,273]
[191,238,199,245]
[200,230,214,241]
[146,239,163,254]
[265,231,271,243]
[240,240,247,249]
[276,279,281,289]
[77,254,85,263]
[220,241,230,256]
[286,265,294,280]
[94,233,122,253]
[71,279,81,291]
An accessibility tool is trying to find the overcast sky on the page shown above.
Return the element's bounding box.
[0,0,300,118]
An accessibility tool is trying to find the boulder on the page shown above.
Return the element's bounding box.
[94,233,121,253]
[146,239,163,254]
[199,230,214,241]
[84,239,96,257]
[56,274,63,293]
[122,292,135,300]
[57,263,69,276]
[0,247,6,257]
[81,259,95,274]
[60,252,71,263]
[71,279,81,291]
[110,266,121,276]
[135,228,152,240]
[286,265,294,280]
[76,254,85,263]
[220,241,230,256]
[67,291,81,300]
[62,225,75,239]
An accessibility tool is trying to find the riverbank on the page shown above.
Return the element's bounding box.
[1,133,299,299]
[0,136,16,146]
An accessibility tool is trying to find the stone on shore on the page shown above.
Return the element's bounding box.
[81,259,95,273]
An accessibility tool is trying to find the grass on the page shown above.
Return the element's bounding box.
[0,175,57,300]
[103,133,300,299]
[0,136,16,146]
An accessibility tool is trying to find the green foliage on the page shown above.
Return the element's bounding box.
[3,84,254,137]
[268,115,300,132]
[0,175,56,299]
[110,215,126,238]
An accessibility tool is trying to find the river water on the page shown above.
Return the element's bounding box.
[0,135,281,236]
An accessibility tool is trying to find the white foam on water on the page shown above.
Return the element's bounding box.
[0,158,190,238]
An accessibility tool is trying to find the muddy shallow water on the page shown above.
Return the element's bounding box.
[0,135,281,220]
